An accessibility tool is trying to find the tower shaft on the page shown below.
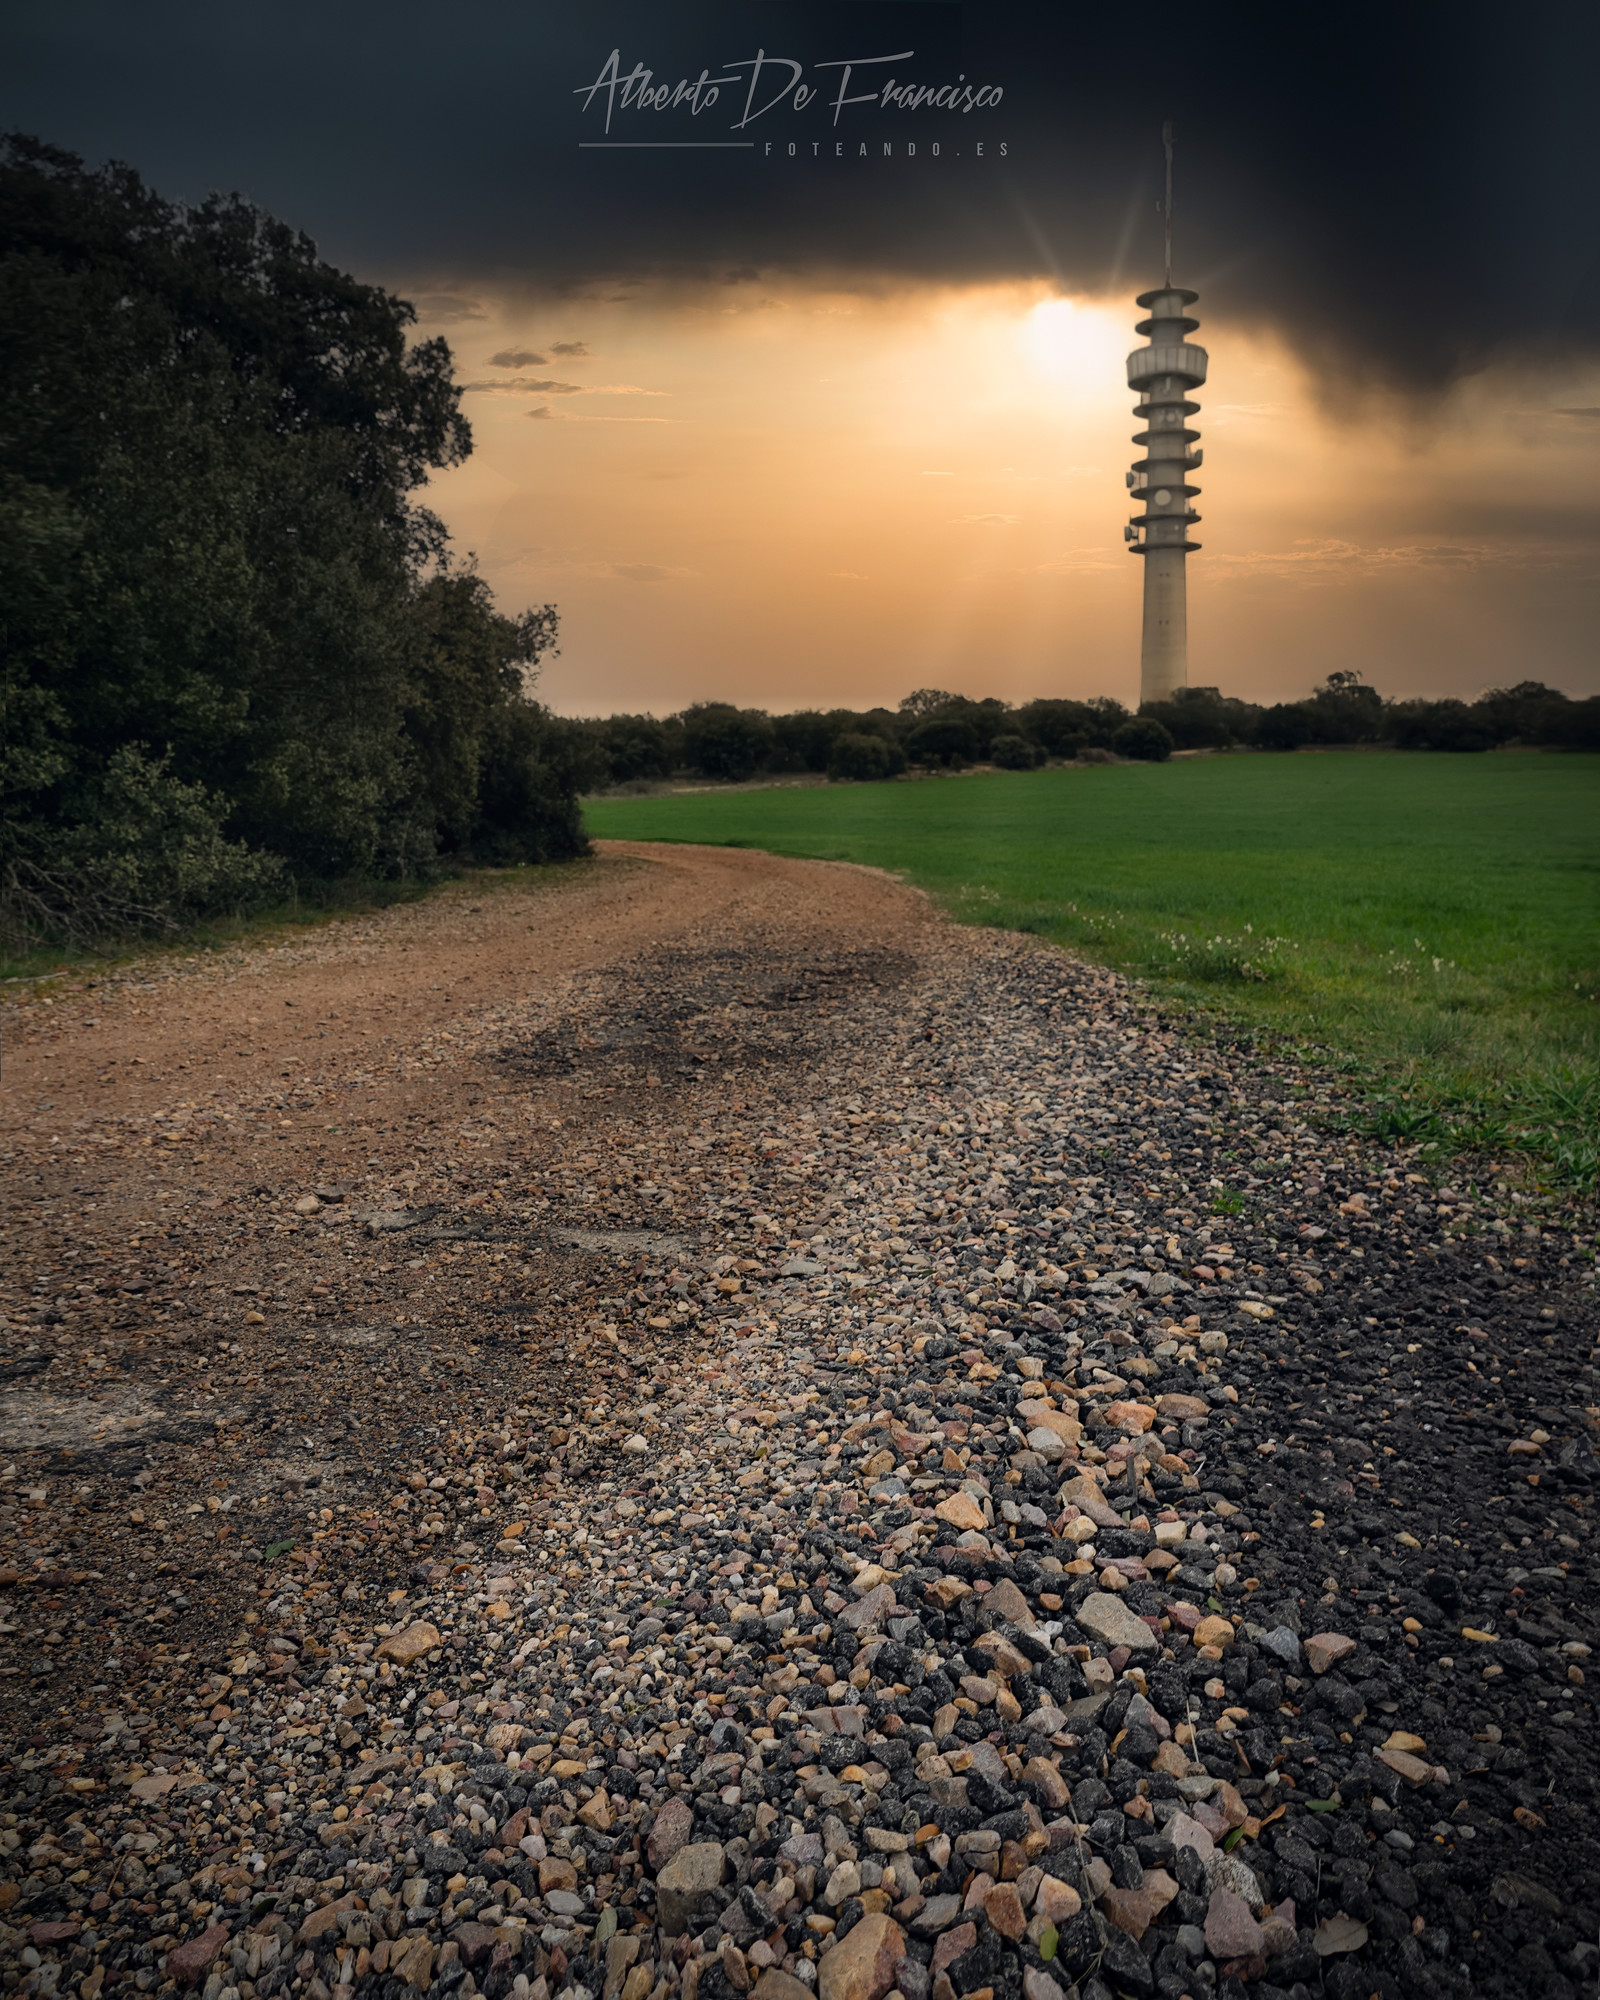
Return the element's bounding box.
[1125,285,1206,706]
[1140,547,1188,701]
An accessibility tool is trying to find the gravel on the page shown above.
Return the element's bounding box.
[1,848,1596,2000]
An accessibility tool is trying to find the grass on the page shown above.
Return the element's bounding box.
[586,752,1600,1194]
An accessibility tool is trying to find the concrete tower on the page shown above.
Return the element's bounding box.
[1125,125,1206,705]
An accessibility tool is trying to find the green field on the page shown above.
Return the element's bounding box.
[586,753,1600,1191]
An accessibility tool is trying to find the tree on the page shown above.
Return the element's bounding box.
[904,714,980,767]
[990,732,1042,769]
[898,688,957,721]
[680,703,774,780]
[0,133,583,944]
[827,732,903,782]
[1112,716,1174,762]
[1256,702,1317,750]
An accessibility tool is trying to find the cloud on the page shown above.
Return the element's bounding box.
[958,513,1020,524]
[407,294,486,324]
[461,378,661,396]
[14,4,1599,397]
[489,348,547,367]
[1550,406,1600,419]
[550,340,591,357]
[578,562,697,584]
[525,409,676,423]
[1210,537,1580,579]
[1035,549,1123,574]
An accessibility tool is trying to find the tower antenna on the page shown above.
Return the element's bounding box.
[1163,119,1175,286]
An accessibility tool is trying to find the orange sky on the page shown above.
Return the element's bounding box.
[412,278,1600,716]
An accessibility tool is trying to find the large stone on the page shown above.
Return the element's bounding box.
[753,1975,816,2000]
[1192,1615,1235,1650]
[1204,1887,1264,1961]
[982,1883,1026,1940]
[646,1797,695,1872]
[935,1492,987,1534]
[928,1923,976,1978]
[824,1860,862,1908]
[165,1925,232,1987]
[1026,1427,1068,1463]
[392,1939,436,1992]
[1056,1476,1121,1530]
[1021,1971,1070,2000]
[1099,1888,1157,1942]
[375,1620,441,1665]
[1102,1401,1156,1433]
[1032,1876,1081,1927]
[817,1913,906,2000]
[1073,1592,1158,1652]
[1376,1747,1433,1787]
[1022,1757,1070,1811]
[1164,1811,1216,1862]
[1155,1394,1209,1422]
[455,1925,499,1970]
[983,1576,1038,1632]
[972,1632,1032,1679]
[1304,1632,1358,1676]
[839,1584,896,1634]
[923,1576,972,1610]
[295,1892,359,1942]
[657,1841,727,1936]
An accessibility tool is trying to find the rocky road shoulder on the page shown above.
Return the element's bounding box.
[1,855,1596,2000]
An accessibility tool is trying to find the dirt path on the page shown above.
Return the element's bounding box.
[0,846,1594,2000]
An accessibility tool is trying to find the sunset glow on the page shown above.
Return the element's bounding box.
[414,278,1599,716]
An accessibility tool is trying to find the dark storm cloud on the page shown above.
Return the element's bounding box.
[2,0,1595,392]
[489,348,550,367]
[550,342,592,357]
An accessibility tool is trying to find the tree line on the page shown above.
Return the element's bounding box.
[0,136,587,952]
[569,673,1600,789]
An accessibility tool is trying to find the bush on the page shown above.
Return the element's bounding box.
[1389,699,1497,752]
[0,135,583,948]
[828,732,901,782]
[593,713,675,784]
[990,733,1042,770]
[904,715,981,767]
[1256,702,1317,751]
[1141,686,1250,749]
[1016,697,1127,754]
[680,703,774,781]
[1112,717,1175,762]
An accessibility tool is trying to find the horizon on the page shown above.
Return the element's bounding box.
[4,2,1597,712]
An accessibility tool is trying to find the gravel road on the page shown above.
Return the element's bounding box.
[1,844,1595,2000]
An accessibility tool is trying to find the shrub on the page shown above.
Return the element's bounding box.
[1015,697,1127,754]
[594,713,675,784]
[990,733,1042,770]
[904,715,981,767]
[0,135,582,948]
[680,703,774,781]
[827,732,901,782]
[1112,716,1174,762]
[1389,699,1497,752]
[1256,702,1317,751]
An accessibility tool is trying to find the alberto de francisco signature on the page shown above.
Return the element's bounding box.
[575,47,1005,138]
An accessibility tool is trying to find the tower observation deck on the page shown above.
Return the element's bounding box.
[1125,129,1206,704]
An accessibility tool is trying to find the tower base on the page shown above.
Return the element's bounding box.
[1140,548,1187,706]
